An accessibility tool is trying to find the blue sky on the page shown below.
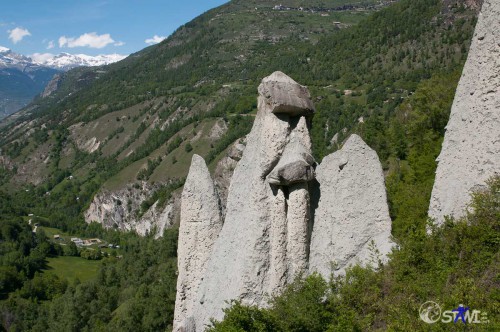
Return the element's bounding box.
[0,0,228,56]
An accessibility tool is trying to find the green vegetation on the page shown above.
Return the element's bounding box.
[1,223,179,331]
[0,0,476,204]
[137,156,162,181]
[139,179,185,216]
[206,115,252,163]
[0,0,476,207]
[45,256,101,283]
[210,177,500,330]
[383,71,462,240]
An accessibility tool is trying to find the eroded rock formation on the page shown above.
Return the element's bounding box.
[193,72,315,327]
[428,0,500,225]
[309,134,394,277]
[174,154,223,332]
[174,72,394,330]
[268,117,315,283]
[41,74,62,98]
[171,2,499,327]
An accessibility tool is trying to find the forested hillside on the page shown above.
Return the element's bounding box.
[0,0,477,235]
[0,0,489,330]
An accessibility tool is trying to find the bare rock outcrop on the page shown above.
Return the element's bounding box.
[428,0,500,225]
[285,182,311,282]
[41,74,62,98]
[309,134,393,277]
[84,183,179,237]
[193,72,314,327]
[269,117,315,283]
[174,154,223,332]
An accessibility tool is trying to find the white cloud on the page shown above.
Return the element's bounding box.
[31,52,55,64]
[114,41,125,46]
[8,27,31,44]
[47,40,55,49]
[145,35,166,45]
[59,32,115,49]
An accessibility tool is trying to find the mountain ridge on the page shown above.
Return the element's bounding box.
[31,52,128,70]
[0,47,127,118]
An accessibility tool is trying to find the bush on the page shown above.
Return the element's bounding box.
[64,241,79,257]
[80,249,103,260]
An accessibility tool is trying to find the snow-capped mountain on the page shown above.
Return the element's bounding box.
[0,46,128,118]
[31,52,127,70]
[0,47,38,71]
[0,47,127,72]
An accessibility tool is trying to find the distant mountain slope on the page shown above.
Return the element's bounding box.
[0,48,60,118]
[0,47,127,119]
[0,0,479,236]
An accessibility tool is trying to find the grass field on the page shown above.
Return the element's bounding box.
[44,256,102,283]
[40,226,72,241]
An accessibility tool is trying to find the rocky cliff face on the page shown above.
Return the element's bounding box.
[84,183,179,237]
[174,72,393,330]
[41,74,62,98]
[428,0,499,225]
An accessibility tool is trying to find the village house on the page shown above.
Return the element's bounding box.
[71,237,84,246]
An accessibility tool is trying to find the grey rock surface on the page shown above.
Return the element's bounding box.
[194,72,314,327]
[268,117,315,186]
[174,154,223,332]
[275,117,315,281]
[41,74,61,98]
[85,183,178,238]
[258,71,315,116]
[309,134,393,277]
[174,72,393,329]
[267,139,315,185]
[428,0,500,225]
[213,139,246,218]
[194,96,290,327]
[268,187,288,294]
[286,182,311,282]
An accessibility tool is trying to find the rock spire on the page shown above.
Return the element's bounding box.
[428,0,500,225]
[309,134,394,277]
[173,154,222,332]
